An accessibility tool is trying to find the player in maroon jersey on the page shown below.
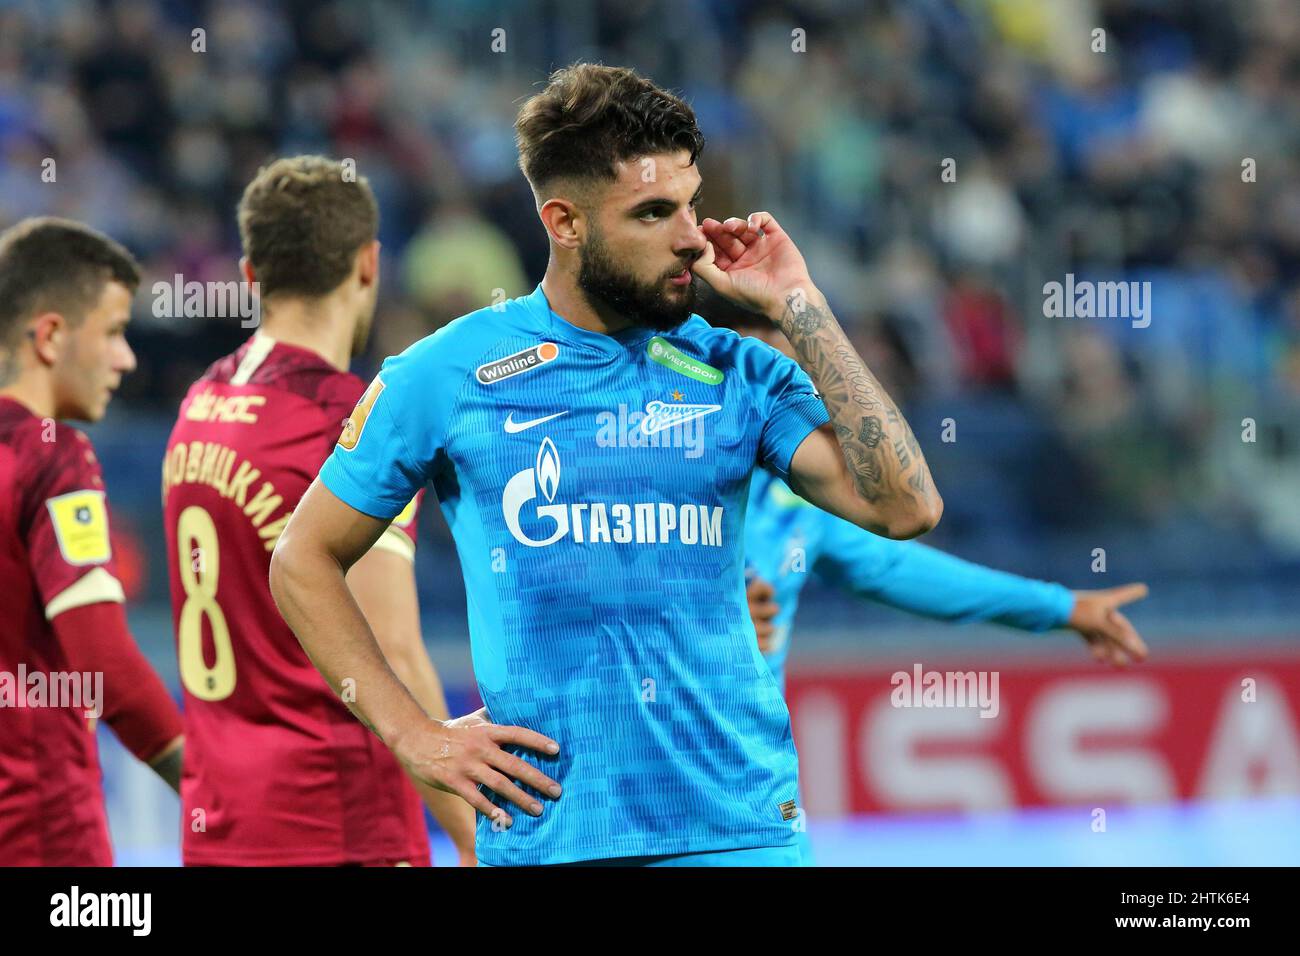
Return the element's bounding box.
[0,217,185,866]
[162,156,477,866]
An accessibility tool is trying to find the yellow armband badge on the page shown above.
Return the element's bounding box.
[392,496,417,528]
[46,490,111,565]
[372,495,418,562]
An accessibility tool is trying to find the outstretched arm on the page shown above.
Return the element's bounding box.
[813,513,1150,666]
[814,518,1075,629]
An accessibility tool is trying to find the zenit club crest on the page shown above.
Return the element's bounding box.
[639,400,721,436]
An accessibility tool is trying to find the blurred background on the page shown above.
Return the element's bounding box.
[2,0,1297,864]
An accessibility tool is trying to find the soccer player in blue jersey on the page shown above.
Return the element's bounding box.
[704,296,1149,865]
[269,63,943,866]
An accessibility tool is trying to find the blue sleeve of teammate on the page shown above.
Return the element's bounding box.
[319,335,449,519]
[811,514,1075,631]
[738,336,830,479]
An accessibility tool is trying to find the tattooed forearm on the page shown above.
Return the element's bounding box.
[774,288,940,528]
[860,416,883,446]
[893,437,910,470]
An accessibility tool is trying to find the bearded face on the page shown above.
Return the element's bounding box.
[577,221,699,332]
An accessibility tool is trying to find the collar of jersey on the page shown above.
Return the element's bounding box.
[522,283,671,355]
[0,394,38,421]
[241,334,337,373]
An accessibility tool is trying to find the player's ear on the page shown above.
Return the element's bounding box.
[239,257,257,287]
[356,240,380,287]
[539,198,582,250]
[28,312,66,366]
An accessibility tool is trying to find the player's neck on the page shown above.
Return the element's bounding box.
[0,371,57,420]
[257,298,355,371]
[541,268,636,336]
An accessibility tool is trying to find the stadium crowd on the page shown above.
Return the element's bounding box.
[2,0,1297,617]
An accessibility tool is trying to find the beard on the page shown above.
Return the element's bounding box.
[577,229,697,332]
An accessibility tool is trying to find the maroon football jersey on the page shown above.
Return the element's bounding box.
[162,337,428,866]
[0,397,125,866]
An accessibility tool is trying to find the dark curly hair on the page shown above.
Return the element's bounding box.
[515,63,705,193]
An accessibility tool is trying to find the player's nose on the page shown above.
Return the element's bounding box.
[116,339,137,374]
[675,214,707,257]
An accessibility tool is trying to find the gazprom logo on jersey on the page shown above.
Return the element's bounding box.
[503,438,724,548]
[476,342,559,384]
[595,401,719,459]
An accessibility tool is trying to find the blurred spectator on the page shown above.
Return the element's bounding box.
[2,0,1298,587]
[401,199,529,330]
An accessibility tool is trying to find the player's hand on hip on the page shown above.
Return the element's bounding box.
[746,574,780,654]
[394,708,561,828]
[1068,583,1150,667]
[691,212,817,320]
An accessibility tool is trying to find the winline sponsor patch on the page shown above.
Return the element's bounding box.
[477,342,559,384]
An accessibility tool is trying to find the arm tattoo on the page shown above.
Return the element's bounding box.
[860,416,883,447]
[788,291,826,335]
[775,294,939,524]
[892,437,911,470]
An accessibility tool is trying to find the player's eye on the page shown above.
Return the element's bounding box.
[639,198,701,222]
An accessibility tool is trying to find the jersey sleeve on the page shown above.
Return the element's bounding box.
[51,601,183,762]
[736,336,831,479]
[812,512,1075,631]
[24,431,126,619]
[369,489,422,562]
[318,334,453,520]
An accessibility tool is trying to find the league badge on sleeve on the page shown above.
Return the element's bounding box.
[339,376,385,451]
[45,489,112,565]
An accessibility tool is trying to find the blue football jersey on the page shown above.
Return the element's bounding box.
[744,469,1076,692]
[319,284,830,865]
